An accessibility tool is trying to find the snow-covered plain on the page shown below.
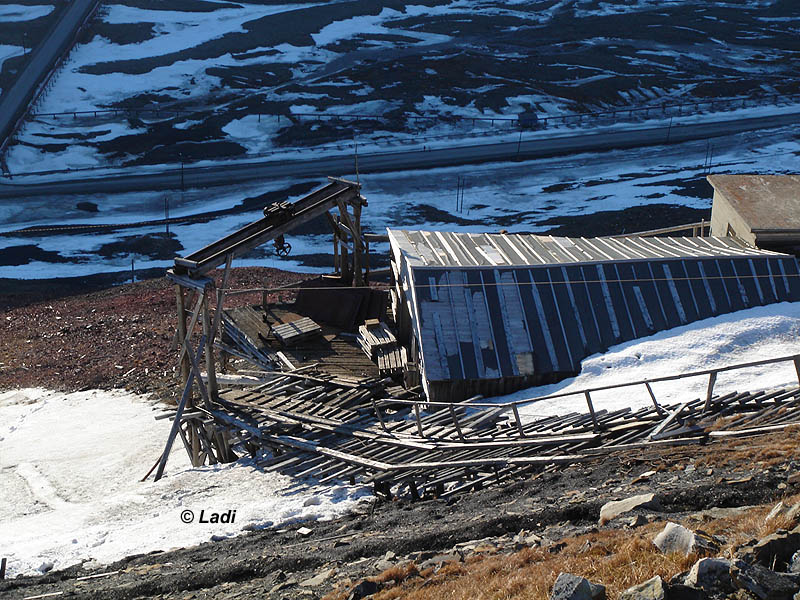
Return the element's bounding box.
[495,302,800,422]
[0,388,373,578]
[3,120,797,280]
[5,0,797,173]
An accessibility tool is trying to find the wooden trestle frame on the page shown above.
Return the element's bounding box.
[151,177,368,480]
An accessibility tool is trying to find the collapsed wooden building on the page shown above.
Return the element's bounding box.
[149,177,800,497]
[388,229,800,402]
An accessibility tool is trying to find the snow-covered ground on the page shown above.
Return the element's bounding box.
[491,302,800,422]
[2,121,798,280]
[0,388,372,578]
[4,0,797,173]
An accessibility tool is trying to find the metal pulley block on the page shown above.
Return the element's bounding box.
[274,234,292,257]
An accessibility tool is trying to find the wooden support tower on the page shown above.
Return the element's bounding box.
[154,177,368,480]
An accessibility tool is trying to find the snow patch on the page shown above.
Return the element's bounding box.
[0,388,372,577]
[0,44,23,72]
[0,4,54,22]
[488,302,800,421]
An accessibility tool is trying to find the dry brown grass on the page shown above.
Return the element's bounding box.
[373,562,420,584]
[694,428,800,470]
[324,524,695,600]
[325,491,800,600]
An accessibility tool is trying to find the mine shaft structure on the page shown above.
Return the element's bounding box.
[149,174,800,499]
[154,177,367,480]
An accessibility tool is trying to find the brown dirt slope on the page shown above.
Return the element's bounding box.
[0,267,308,397]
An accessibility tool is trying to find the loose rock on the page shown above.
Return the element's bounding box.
[599,493,660,525]
[731,559,800,600]
[618,575,666,600]
[653,522,718,556]
[550,572,605,600]
[685,557,734,593]
[348,579,380,600]
[299,567,335,587]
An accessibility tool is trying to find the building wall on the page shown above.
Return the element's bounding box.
[710,190,756,246]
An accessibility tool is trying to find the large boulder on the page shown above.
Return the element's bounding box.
[731,559,800,600]
[685,558,734,594]
[599,493,661,526]
[653,523,719,557]
[738,527,800,570]
[550,573,606,600]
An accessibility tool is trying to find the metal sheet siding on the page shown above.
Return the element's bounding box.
[410,254,800,386]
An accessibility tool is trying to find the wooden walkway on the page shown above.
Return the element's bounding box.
[198,374,800,499]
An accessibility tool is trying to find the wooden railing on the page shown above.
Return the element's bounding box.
[610,220,709,238]
[376,353,800,437]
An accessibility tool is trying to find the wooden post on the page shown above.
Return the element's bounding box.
[333,234,340,274]
[352,201,363,287]
[175,285,190,393]
[1,557,6,580]
[202,294,217,400]
[703,371,718,412]
[511,404,525,436]
[364,238,370,283]
[408,479,420,501]
[585,391,600,432]
[340,226,350,285]
[449,404,465,441]
[414,402,424,437]
[794,356,800,386]
[175,284,199,465]
[644,381,665,414]
[214,254,233,366]
[372,398,388,431]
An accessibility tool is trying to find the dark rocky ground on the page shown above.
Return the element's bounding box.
[0,430,797,599]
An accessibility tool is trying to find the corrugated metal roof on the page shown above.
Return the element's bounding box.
[388,229,779,269]
[390,230,800,398]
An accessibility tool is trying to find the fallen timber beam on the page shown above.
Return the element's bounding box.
[708,421,800,438]
[648,400,690,440]
[260,433,591,473]
[215,400,437,451]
